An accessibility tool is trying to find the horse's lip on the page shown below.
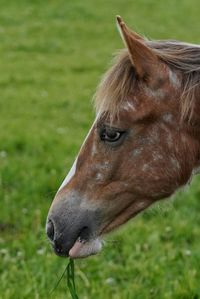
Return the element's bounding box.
[69,236,102,259]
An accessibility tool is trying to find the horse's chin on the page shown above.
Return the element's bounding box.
[69,237,102,259]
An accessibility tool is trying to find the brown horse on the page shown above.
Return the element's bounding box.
[46,16,200,259]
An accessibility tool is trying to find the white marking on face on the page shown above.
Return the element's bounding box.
[95,161,110,171]
[58,158,77,191]
[168,69,180,88]
[142,164,150,172]
[132,148,143,157]
[58,119,98,191]
[151,127,159,142]
[144,86,165,99]
[93,161,111,183]
[92,141,97,156]
[96,172,104,181]
[166,133,173,148]
[170,157,180,170]
[152,152,163,161]
[122,101,136,112]
[162,113,173,123]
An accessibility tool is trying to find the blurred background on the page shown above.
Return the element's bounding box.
[0,0,200,298]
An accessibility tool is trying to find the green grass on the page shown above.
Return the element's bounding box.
[0,0,200,298]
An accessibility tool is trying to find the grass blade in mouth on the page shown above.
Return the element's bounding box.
[50,265,68,294]
[67,258,79,299]
[50,258,79,299]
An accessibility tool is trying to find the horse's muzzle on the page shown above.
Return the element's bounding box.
[46,215,93,257]
[46,192,103,258]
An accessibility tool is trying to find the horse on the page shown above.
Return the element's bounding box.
[46,16,200,259]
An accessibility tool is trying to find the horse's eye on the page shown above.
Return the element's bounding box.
[99,127,125,144]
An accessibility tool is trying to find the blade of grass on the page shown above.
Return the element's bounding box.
[50,258,79,299]
[66,258,79,299]
[50,265,68,294]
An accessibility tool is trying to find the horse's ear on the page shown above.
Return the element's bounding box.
[116,16,162,83]
[116,16,145,42]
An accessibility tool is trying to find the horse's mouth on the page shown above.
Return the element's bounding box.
[68,215,124,258]
[50,206,134,259]
[68,219,120,259]
[68,237,102,259]
[68,220,118,259]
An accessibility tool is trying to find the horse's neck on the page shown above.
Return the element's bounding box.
[184,103,200,175]
[190,121,200,173]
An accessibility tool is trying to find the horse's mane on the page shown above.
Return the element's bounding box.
[94,40,200,121]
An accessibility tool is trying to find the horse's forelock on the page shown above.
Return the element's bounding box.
[93,49,136,120]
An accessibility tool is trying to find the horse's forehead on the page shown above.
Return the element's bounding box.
[92,67,181,134]
[120,73,181,122]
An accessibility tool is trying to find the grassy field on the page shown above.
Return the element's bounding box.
[1,0,200,298]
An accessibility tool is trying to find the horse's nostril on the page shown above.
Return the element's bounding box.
[54,240,64,255]
[46,219,55,241]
